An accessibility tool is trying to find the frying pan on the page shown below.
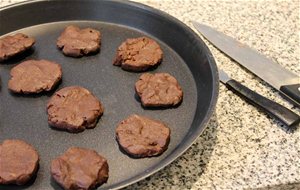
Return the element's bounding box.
[0,0,219,189]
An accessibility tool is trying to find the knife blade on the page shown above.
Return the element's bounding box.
[192,21,300,107]
[219,69,300,127]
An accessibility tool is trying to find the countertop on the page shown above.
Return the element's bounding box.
[1,0,299,189]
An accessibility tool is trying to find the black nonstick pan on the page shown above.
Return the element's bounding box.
[0,0,219,189]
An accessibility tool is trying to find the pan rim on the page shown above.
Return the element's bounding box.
[0,0,219,189]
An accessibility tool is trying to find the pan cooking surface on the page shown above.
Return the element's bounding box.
[0,21,197,189]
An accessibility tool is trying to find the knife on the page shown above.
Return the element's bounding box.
[219,69,300,127]
[192,21,300,107]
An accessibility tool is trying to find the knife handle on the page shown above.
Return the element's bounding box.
[226,79,300,127]
[280,84,300,106]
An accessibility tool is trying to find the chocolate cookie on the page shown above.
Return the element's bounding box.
[57,25,101,57]
[113,37,163,72]
[47,86,104,133]
[0,139,39,185]
[8,59,62,94]
[51,147,109,190]
[116,114,170,158]
[135,73,183,107]
[0,33,35,62]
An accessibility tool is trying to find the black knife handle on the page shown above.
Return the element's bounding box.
[226,79,300,127]
[280,83,300,107]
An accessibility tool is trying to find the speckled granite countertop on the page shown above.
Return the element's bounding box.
[1,0,299,189]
